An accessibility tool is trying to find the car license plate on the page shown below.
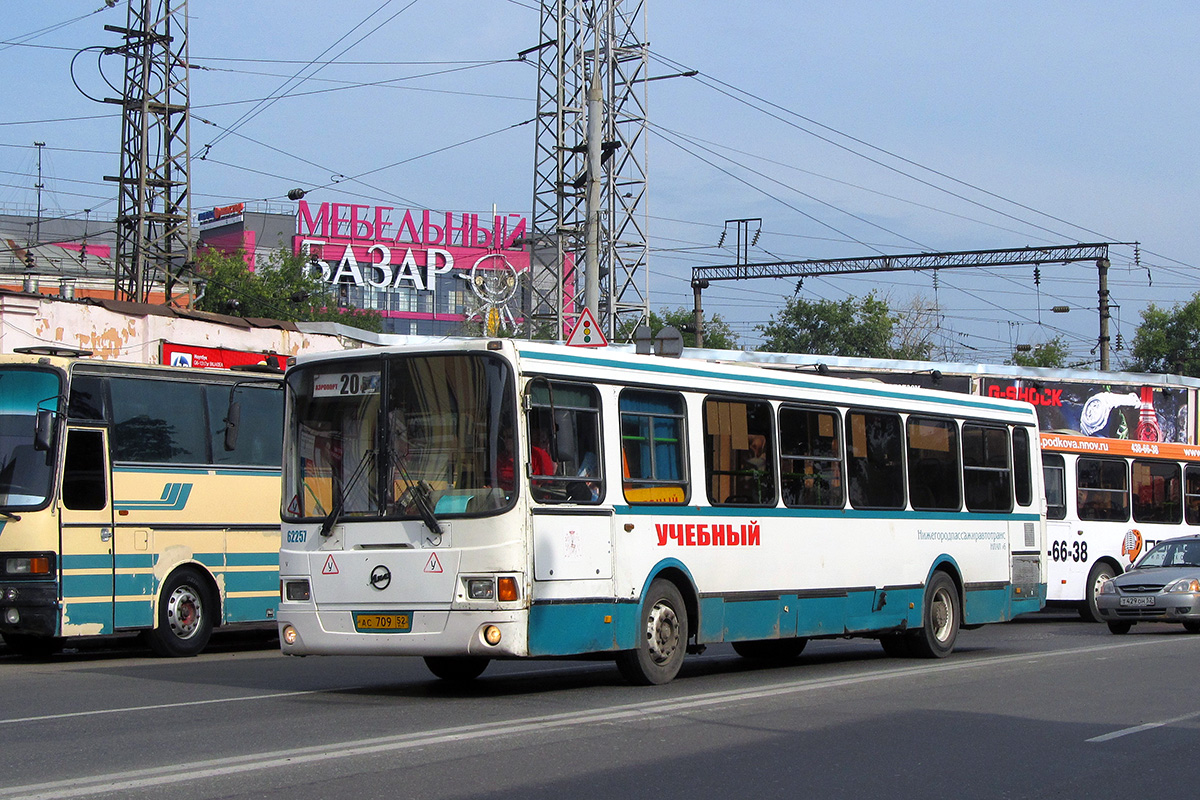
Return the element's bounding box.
[353,612,412,632]
[1119,596,1155,607]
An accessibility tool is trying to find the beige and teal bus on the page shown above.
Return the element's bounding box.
[0,347,283,656]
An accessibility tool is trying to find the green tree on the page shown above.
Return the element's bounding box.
[756,292,933,359]
[650,307,739,350]
[193,247,382,333]
[1126,293,1200,376]
[1006,336,1070,368]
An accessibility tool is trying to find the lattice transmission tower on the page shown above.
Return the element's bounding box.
[104,0,193,304]
[528,0,649,340]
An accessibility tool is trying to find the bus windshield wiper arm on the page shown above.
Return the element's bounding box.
[319,450,375,538]
[388,449,442,537]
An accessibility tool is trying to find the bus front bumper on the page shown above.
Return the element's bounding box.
[0,582,59,638]
[277,605,528,658]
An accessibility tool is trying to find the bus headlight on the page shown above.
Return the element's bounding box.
[4,608,19,624]
[6,557,50,575]
[467,579,494,600]
[282,625,298,645]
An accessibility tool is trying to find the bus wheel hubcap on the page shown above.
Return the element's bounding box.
[646,602,680,664]
[167,586,202,639]
[931,588,952,642]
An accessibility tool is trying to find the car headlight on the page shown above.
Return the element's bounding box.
[1165,578,1200,593]
[1099,579,1116,595]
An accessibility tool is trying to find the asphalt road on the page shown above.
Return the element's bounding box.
[2,611,1198,800]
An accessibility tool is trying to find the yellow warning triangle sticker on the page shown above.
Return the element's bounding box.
[322,555,339,575]
[565,308,608,347]
[424,552,443,573]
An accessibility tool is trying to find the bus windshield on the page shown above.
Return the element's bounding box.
[0,368,60,509]
[284,352,516,522]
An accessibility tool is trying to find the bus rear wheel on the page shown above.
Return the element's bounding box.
[424,656,490,681]
[145,569,214,657]
[910,572,959,658]
[731,638,807,662]
[616,579,688,685]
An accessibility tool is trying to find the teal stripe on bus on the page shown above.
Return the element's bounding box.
[115,599,153,628]
[226,552,281,568]
[62,574,112,597]
[114,554,156,569]
[115,572,154,597]
[222,570,280,593]
[523,349,1023,414]
[62,554,112,570]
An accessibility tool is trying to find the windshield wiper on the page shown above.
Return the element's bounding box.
[319,449,375,538]
[388,448,442,537]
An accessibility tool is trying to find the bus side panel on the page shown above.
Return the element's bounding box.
[222,542,284,623]
[111,467,281,629]
[527,599,623,656]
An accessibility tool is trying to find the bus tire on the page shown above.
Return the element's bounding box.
[731,637,807,662]
[1080,562,1117,623]
[423,656,490,681]
[910,571,959,659]
[616,579,688,685]
[145,569,215,657]
[1107,621,1133,635]
[1184,622,1200,634]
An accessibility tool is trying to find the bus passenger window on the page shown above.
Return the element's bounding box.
[779,405,843,508]
[846,410,904,510]
[1186,467,1200,525]
[1076,457,1129,522]
[704,397,775,506]
[525,381,603,504]
[1043,454,1066,520]
[1012,427,1033,507]
[907,417,960,511]
[962,423,1011,512]
[620,390,687,504]
[1132,460,1181,524]
[62,429,107,511]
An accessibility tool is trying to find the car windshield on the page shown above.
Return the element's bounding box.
[0,368,60,509]
[284,352,516,521]
[1135,539,1200,569]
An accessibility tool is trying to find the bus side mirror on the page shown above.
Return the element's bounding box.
[224,402,241,451]
[34,408,55,452]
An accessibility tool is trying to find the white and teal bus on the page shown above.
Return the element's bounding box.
[0,348,283,656]
[277,340,1046,684]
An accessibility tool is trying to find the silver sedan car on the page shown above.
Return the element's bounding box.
[1097,534,1200,634]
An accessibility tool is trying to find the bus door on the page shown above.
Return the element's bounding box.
[58,426,115,636]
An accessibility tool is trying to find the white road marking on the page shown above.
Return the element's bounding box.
[0,636,1194,799]
[1087,709,1200,742]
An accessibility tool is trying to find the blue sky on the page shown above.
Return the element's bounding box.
[3,1,1198,363]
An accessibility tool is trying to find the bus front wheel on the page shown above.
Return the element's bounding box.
[145,569,215,657]
[616,579,688,685]
[910,572,959,658]
[424,656,490,681]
